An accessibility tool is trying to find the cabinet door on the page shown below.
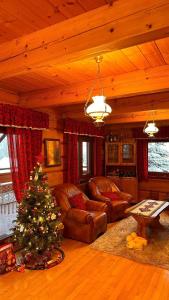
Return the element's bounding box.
[106,143,119,165]
[121,143,135,164]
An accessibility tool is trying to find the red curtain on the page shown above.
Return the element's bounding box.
[0,103,49,129]
[7,128,42,202]
[137,139,148,181]
[63,119,105,184]
[93,137,104,176]
[64,133,78,184]
[64,118,104,137]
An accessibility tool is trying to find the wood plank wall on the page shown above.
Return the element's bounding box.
[41,108,64,187]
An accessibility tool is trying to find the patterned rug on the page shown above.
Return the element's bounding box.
[91,212,169,271]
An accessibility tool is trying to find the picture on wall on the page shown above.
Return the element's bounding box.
[44,139,61,167]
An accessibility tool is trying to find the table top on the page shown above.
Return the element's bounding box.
[126,199,169,218]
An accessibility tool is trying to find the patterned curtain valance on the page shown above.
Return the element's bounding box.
[64,118,104,137]
[0,103,49,129]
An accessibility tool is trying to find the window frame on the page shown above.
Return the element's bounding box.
[78,136,93,183]
[0,131,11,175]
[148,139,169,179]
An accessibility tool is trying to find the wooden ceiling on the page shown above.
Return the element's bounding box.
[0,0,107,43]
[1,0,169,125]
[0,38,169,93]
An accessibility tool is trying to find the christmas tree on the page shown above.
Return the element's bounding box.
[12,160,64,263]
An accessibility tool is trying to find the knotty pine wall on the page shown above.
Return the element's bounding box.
[41,108,64,187]
[105,124,169,201]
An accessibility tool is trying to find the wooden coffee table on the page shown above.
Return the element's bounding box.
[125,200,169,240]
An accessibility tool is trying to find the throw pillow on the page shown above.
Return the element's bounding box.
[101,191,120,201]
[69,193,86,210]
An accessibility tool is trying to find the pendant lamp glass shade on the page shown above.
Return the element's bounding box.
[143,121,159,137]
[86,96,112,118]
[84,57,112,126]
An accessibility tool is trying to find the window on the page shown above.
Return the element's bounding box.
[0,133,15,240]
[148,141,169,176]
[0,133,10,174]
[78,137,93,181]
[0,183,17,239]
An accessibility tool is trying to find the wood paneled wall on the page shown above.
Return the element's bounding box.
[41,108,64,187]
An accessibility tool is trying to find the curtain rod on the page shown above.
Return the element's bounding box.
[0,124,47,130]
[64,131,104,138]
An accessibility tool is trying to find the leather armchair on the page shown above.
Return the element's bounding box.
[88,176,132,222]
[53,183,107,243]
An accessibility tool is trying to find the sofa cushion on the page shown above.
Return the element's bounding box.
[101,191,120,201]
[69,193,86,210]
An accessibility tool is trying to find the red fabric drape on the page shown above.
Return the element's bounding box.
[7,128,42,202]
[93,137,104,176]
[137,139,148,181]
[64,133,78,184]
[0,103,49,129]
[63,119,105,184]
[64,118,104,137]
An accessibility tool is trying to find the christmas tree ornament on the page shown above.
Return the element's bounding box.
[51,213,56,220]
[16,264,25,273]
[38,216,44,223]
[19,225,24,232]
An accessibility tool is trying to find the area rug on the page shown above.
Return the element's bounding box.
[91,212,169,271]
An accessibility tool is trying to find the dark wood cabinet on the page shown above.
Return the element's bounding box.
[105,141,136,166]
[105,140,138,201]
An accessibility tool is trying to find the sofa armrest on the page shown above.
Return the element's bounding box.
[92,195,112,209]
[66,208,93,224]
[85,199,107,212]
[119,191,133,202]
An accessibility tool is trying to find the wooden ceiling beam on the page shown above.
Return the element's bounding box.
[0,88,19,105]
[55,91,169,124]
[0,0,169,80]
[106,109,169,124]
[56,91,169,117]
[20,65,169,108]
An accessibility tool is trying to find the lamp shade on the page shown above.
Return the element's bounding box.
[143,122,159,137]
[86,95,112,119]
[84,56,112,126]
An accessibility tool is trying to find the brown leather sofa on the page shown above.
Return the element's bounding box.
[53,183,107,243]
[88,177,132,222]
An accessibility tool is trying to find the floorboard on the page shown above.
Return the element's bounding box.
[0,238,169,300]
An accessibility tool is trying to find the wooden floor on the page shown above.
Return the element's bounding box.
[1,238,169,300]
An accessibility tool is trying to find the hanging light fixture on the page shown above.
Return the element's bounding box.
[143,111,159,138]
[84,56,112,126]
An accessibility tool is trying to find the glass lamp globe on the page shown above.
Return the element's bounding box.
[143,122,159,137]
[86,95,112,120]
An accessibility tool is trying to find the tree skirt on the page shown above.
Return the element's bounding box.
[91,212,169,271]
